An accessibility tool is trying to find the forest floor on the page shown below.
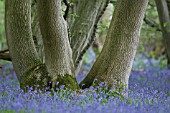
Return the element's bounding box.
[0,53,170,113]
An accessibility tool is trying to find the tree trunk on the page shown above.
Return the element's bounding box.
[37,0,79,89]
[155,0,170,68]
[29,0,110,75]
[166,0,170,15]
[5,0,50,89]
[80,0,148,90]
[69,0,110,73]
[31,0,44,63]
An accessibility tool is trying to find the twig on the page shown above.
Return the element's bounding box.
[143,17,162,32]
[0,49,9,53]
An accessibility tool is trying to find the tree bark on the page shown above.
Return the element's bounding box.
[31,0,44,63]
[28,0,110,75]
[80,0,148,90]
[5,0,50,89]
[155,0,170,68]
[166,0,170,15]
[68,0,110,73]
[37,0,79,89]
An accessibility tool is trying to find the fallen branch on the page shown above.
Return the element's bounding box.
[0,49,11,61]
[0,49,9,53]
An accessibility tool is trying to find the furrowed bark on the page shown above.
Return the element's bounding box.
[155,0,170,68]
[80,0,148,90]
[37,0,79,89]
[5,0,50,89]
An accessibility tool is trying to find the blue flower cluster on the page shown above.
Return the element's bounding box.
[0,57,170,113]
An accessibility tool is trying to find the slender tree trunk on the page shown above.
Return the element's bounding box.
[37,0,79,89]
[69,0,110,73]
[31,0,44,63]
[67,0,79,29]
[166,0,170,15]
[155,0,170,68]
[80,0,148,90]
[5,0,50,89]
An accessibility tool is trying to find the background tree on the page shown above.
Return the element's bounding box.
[155,0,170,68]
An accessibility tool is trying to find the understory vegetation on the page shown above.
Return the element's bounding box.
[0,53,170,113]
